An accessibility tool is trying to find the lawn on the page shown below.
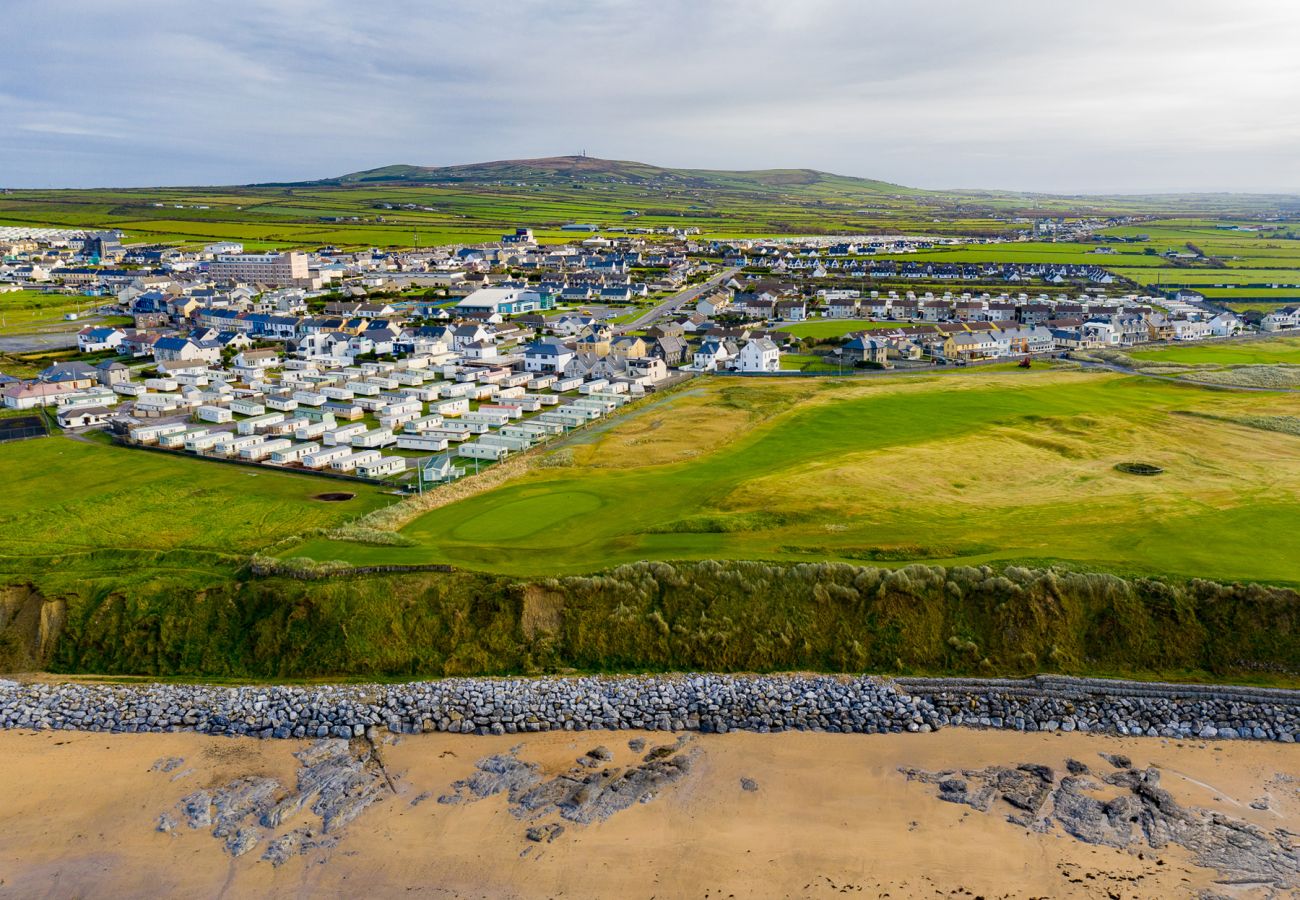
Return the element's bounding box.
[783,319,900,339]
[0,436,393,567]
[1128,336,1300,365]
[285,368,1300,584]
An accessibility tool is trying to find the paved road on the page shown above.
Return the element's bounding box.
[620,267,740,331]
[0,331,81,353]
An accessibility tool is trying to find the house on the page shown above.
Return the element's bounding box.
[1171,318,1211,341]
[610,336,647,359]
[650,335,688,366]
[775,299,807,321]
[692,339,737,371]
[232,348,282,369]
[627,355,669,383]
[152,336,221,364]
[3,381,76,409]
[730,338,780,373]
[524,338,576,373]
[574,325,613,357]
[76,326,125,353]
[993,325,1054,356]
[943,331,999,360]
[451,323,490,351]
[39,361,99,389]
[1261,307,1299,332]
[96,360,131,386]
[1208,311,1243,336]
[56,405,112,429]
[842,334,889,366]
[695,293,730,317]
[826,297,859,319]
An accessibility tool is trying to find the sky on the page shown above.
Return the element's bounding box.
[3,0,1300,194]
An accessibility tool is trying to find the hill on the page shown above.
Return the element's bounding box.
[286,155,918,195]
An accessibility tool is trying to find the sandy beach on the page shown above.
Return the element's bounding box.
[0,727,1295,899]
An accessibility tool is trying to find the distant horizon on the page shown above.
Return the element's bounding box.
[7,154,1300,199]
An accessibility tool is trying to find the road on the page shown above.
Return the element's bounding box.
[619,267,740,331]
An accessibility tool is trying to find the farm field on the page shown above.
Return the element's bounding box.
[0,436,391,572]
[1128,335,1300,365]
[286,368,1300,584]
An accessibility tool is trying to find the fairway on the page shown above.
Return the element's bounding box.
[286,368,1300,584]
[1128,336,1300,365]
[0,436,392,565]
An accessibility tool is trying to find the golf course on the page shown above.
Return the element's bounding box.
[285,366,1300,585]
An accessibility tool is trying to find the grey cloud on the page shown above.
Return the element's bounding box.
[2,0,1298,192]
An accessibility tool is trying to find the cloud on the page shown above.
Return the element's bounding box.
[1,0,1298,192]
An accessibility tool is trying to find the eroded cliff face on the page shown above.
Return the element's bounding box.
[0,584,65,672]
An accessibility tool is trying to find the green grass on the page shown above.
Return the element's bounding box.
[284,369,1300,585]
[783,319,900,339]
[1128,336,1300,365]
[0,436,393,565]
[0,291,105,335]
[779,353,844,372]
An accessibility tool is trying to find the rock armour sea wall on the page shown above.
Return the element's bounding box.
[1,674,1297,742]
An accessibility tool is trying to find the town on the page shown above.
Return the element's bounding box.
[2,223,1291,487]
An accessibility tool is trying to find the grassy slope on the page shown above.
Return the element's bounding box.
[19,561,1298,683]
[286,369,1300,585]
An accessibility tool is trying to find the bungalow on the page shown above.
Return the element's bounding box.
[232,348,282,370]
[3,381,77,409]
[55,405,111,429]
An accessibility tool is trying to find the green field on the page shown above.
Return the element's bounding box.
[285,369,1300,584]
[1128,336,1300,365]
[783,319,900,339]
[0,437,390,569]
[0,291,112,335]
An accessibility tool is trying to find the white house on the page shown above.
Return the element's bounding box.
[692,339,737,371]
[524,338,575,373]
[76,326,125,353]
[1208,312,1243,337]
[731,338,780,373]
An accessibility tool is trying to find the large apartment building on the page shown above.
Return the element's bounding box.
[210,251,309,287]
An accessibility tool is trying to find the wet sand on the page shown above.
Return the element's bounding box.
[0,727,1295,898]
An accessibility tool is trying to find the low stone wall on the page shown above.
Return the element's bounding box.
[1,674,1297,742]
[896,675,1300,742]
